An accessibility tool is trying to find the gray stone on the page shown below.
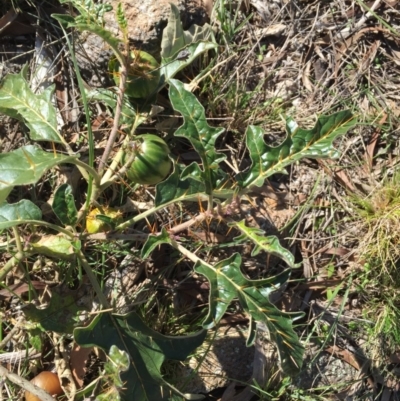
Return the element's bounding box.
[105,0,208,55]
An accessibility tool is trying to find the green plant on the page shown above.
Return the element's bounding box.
[0,2,358,400]
[346,169,400,367]
[214,0,251,44]
[351,170,400,279]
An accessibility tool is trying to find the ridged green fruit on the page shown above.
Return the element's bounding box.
[125,134,172,185]
[109,50,160,98]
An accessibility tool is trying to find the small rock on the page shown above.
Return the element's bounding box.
[105,0,208,55]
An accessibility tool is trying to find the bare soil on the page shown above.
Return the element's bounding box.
[1,0,400,400]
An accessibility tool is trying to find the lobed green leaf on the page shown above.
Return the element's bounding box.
[232,220,296,267]
[0,68,62,143]
[31,235,76,261]
[0,200,42,230]
[194,253,304,376]
[155,163,206,207]
[161,42,217,84]
[0,145,75,204]
[23,289,85,334]
[160,3,216,82]
[161,3,187,60]
[74,312,206,400]
[142,230,303,375]
[169,79,227,194]
[141,227,172,259]
[238,110,357,188]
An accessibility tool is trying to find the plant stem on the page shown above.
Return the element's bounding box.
[98,47,130,174]
[71,158,102,188]
[169,237,210,267]
[100,146,125,186]
[98,79,126,174]
[174,241,201,263]
[0,323,22,350]
[25,221,76,238]
[12,227,24,254]
[0,251,26,282]
[207,193,214,213]
[114,186,236,231]
[84,232,148,241]
[99,140,135,190]
[101,156,141,194]
[77,250,111,309]
[115,194,209,231]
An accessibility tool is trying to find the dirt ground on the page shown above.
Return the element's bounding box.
[1,0,400,400]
